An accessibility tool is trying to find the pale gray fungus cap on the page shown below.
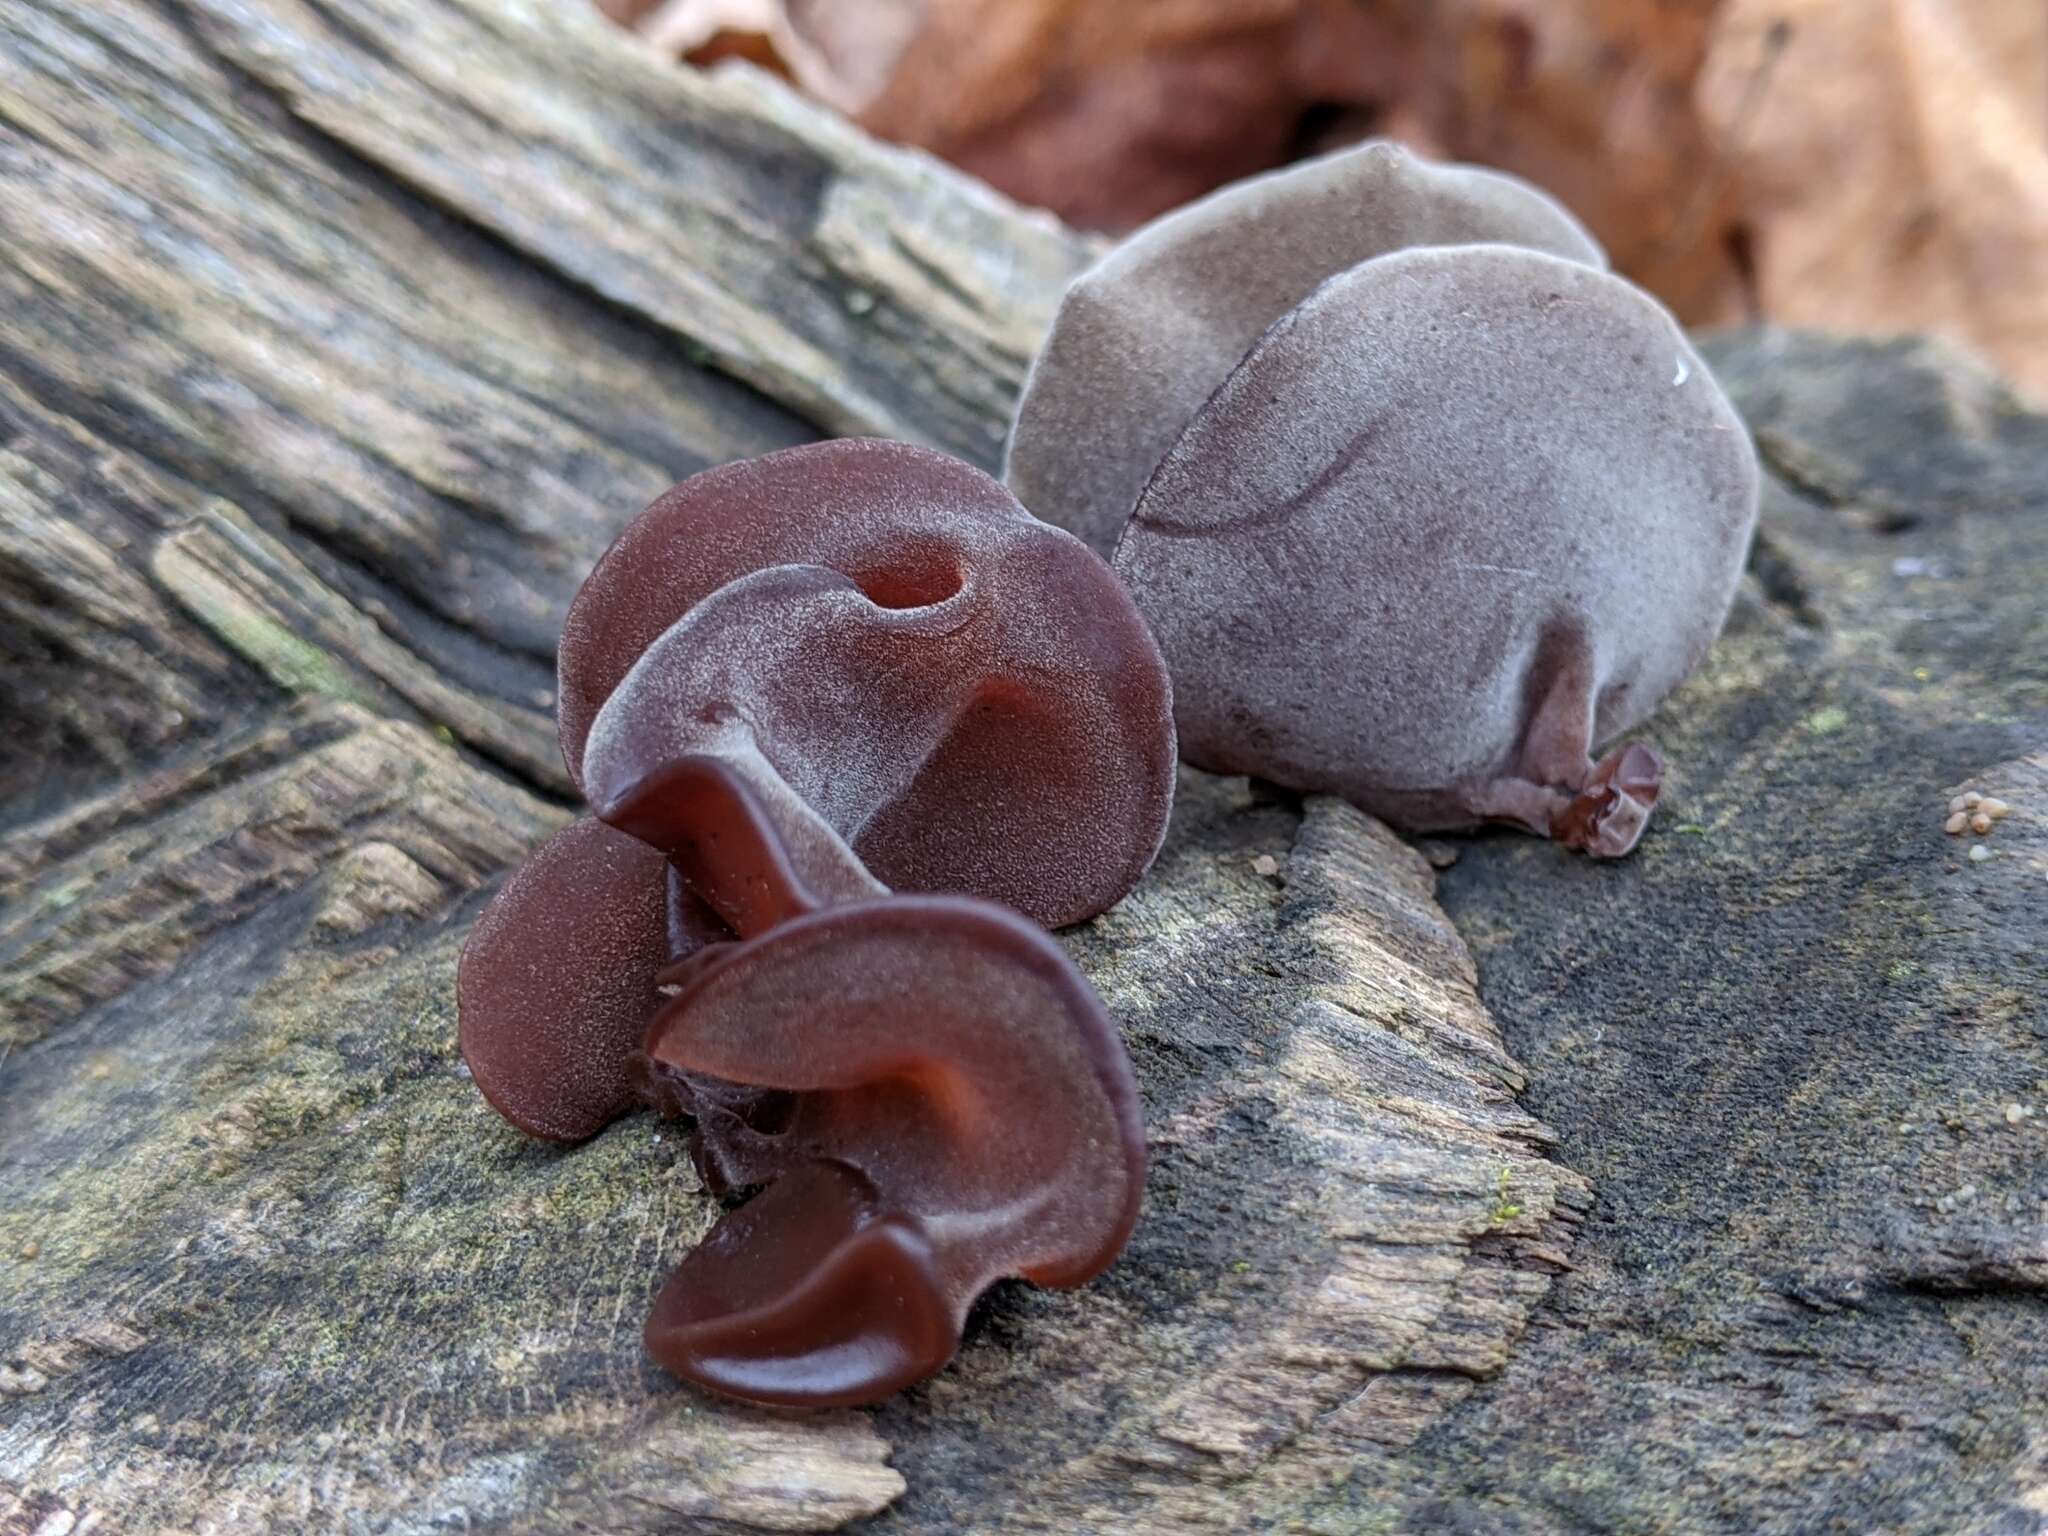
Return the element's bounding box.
[1005,140,1607,557]
[1110,242,1760,857]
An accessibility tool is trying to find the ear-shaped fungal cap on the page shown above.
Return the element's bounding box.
[559,438,1176,929]
[641,895,1145,1408]
[455,817,678,1143]
[645,1159,954,1407]
[599,750,887,940]
[1113,243,1759,857]
[1007,139,1607,554]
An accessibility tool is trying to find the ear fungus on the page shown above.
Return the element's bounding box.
[640,892,1144,1408]
[455,817,677,1143]
[1108,244,1759,858]
[1006,139,1607,556]
[558,438,1175,928]
[458,439,1161,1406]
[461,440,1172,1146]
[594,743,1145,1408]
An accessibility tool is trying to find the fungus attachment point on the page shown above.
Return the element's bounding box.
[641,895,1146,1407]
[1551,742,1665,858]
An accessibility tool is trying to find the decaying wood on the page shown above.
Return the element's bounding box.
[0,3,1581,1530]
[0,713,1587,1532]
[1,1,2044,1533]
[1412,331,2048,1536]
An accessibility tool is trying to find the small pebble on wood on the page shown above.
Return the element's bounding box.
[1945,791,2014,838]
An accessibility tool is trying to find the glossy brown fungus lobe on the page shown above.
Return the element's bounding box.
[1109,243,1760,857]
[640,891,1144,1408]
[455,816,674,1143]
[1006,140,1607,556]
[456,811,732,1143]
[598,756,1144,1406]
[460,438,1172,1145]
[558,437,1176,928]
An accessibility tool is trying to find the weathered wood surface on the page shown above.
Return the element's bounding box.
[1414,332,2048,1536]
[1,3,1582,1532]
[0,3,2042,1535]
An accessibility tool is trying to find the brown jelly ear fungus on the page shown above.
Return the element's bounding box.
[557,437,1175,926]
[1006,139,1607,560]
[618,762,1142,1408]
[456,439,1166,1406]
[1006,141,1759,859]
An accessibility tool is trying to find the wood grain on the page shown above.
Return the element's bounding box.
[0,3,1582,1529]
[3,2,2044,1532]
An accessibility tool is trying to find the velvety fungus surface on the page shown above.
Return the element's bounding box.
[1110,245,1757,857]
[560,437,1175,926]
[1006,139,1607,556]
[456,816,673,1143]
[1007,143,1758,858]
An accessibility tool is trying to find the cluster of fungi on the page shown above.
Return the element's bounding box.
[459,143,1760,1408]
[1010,141,1759,858]
[460,440,1171,1406]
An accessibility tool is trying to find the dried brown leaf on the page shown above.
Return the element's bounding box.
[781,0,1406,233]
[1699,0,2048,399]
[585,0,2048,396]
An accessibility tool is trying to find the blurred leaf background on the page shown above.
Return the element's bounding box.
[594,0,2048,400]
